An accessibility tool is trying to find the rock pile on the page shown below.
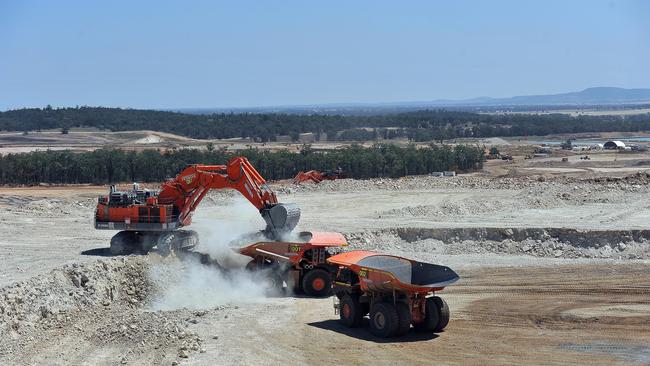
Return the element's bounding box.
[0,257,150,338]
[0,255,216,364]
[274,173,650,195]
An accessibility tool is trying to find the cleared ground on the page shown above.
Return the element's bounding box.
[484,107,650,117]
[1,175,649,365]
[0,128,375,154]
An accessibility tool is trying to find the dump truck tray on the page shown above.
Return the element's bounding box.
[327,250,459,293]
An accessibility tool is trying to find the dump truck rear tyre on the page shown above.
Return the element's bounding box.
[433,296,450,332]
[414,297,440,332]
[369,302,399,338]
[302,269,331,297]
[339,294,363,327]
[396,302,411,336]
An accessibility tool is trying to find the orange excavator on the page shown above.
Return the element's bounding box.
[293,169,344,184]
[95,156,300,255]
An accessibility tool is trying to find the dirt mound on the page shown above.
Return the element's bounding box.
[480,137,511,146]
[0,257,147,337]
[0,256,210,365]
[592,171,650,185]
[377,198,512,218]
[91,310,204,363]
[133,134,163,144]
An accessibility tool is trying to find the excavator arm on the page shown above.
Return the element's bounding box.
[156,157,300,236]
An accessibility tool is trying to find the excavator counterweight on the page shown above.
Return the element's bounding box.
[94,156,300,254]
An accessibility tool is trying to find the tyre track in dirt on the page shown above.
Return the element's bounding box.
[285,263,650,366]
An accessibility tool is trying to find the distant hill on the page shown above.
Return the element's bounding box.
[174,87,650,115]
[464,87,650,106]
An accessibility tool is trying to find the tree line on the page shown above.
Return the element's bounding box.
[0,144,484,185]
[2,106,650,142]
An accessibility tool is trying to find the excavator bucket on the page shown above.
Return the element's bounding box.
[261,203,301,237]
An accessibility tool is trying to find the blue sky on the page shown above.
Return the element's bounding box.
[1,0,648,110]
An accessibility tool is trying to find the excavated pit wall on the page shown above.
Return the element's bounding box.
[390,227,650,248]
[347,227,650,260]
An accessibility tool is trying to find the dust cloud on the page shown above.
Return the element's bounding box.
[149,196,273,310]
[192,195,267,268]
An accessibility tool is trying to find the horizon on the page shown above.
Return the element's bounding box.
[1,0,649,110]
[3,86,650,113]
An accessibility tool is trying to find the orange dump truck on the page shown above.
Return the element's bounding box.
[327,250,459,337]
[238,231,347,296]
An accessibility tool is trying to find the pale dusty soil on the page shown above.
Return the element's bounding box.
[0,129,394,154]
[1,175,649,365]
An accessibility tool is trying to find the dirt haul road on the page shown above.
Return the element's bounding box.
[1,175,649,365]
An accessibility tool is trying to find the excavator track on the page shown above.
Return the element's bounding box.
[109,230,198,256]
[155,230,199,256]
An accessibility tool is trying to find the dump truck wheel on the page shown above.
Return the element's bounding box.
[261,271,285,296]
[369,302,399,338]
[302,269,331,297]
[396,302,411,336]
[245,260,259,271]
[413,297,440,332]
[433,296,450,332]
[110,231,136,255]
[339,294,363,327]
[246,262,286,295]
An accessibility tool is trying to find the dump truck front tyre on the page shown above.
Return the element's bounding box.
[369,302,399,338]
[414,297,440,333]
[302,269,331,297]
[433,296,450,332]
[339,294,363,327]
